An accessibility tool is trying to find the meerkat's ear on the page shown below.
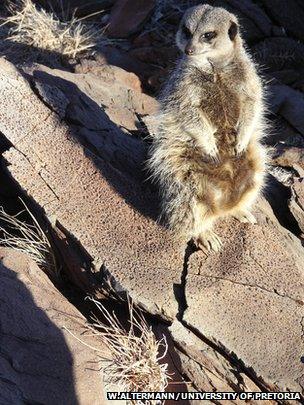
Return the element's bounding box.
[228,21,238,41]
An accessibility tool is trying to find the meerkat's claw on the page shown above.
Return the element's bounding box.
[194,230,222,253]
[233,210,257,224]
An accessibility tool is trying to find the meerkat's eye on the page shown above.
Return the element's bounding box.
[201,31,217,41]
[182,25,192,39]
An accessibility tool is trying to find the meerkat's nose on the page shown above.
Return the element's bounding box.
[185,45,194,55]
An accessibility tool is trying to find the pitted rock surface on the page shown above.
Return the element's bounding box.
[0,59,181,319]
[184,215,304,393]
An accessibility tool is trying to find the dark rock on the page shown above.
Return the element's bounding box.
[34,0,113,17]
[259,0,304,42]
[207,0,273,44]
[266,115,304,149]
[268,84,304,139]
[107,0,156,38]
[129,46,178,68]
[252,38,304,79]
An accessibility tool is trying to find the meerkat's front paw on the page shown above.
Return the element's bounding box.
[233,210,257,224]
[235,127,253,155]
[194,230,222,253]
[235,139,247,155]
[202,142,219,162]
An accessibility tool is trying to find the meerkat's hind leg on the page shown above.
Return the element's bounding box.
[233,209,257,224]
[192,209,222,253]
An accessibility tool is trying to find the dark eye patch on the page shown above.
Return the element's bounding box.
[182,25,192,39]
[201,31,217,41]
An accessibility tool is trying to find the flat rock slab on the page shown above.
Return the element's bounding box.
[184,212,304,393]
[0,247,106,405]
[0,59,182,319]
[170,320,273,404]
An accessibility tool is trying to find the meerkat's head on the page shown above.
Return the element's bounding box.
[176,5,241,65]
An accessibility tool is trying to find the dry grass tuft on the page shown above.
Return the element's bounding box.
[0,200,57,275]
[84,297,170,400]
[2,0,97,58]
[269,165,293,185]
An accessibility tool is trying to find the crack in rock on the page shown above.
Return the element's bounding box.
[12,145,60,201]
[180,320,278,395]
[175,243,194,321]
[195,273,303,304]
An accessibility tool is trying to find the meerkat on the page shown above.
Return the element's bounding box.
[148,4,268,252]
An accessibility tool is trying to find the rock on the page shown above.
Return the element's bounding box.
[208,0,273,44]
[91,63,143,92]
[272,146,304,177]
[75,46,161,92]
[271,70,304,88]
[0,59,304,396]
[252,38,304,86]
[0,247,107,404]
[289,179,304,235]
[35,0,113,17]
[32,63,158,134]
[259,0,304,42]
[170,320,267,397]
[0,58,181,320]
[129,46,178,68]
[183,201,304,394]
[266,115,304,149]
[107,0,156,38]
[268,84,304,140]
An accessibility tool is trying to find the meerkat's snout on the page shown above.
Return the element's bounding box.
[184,44,194,55]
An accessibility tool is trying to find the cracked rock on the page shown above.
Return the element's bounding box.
[289,178,304,235]
[170,320,265,397]
[183,204,304,395]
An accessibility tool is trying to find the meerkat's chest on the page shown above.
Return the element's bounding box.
[200,75,244,129]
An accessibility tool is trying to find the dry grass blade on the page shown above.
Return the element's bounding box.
[3,0,97,58]
[86,297,170,403]
[0,199,57,275]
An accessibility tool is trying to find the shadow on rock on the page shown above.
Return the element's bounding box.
[0,255,79,404]
[30,68,161,222]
